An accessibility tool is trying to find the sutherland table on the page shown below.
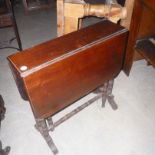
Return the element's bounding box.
[8,20,128,154]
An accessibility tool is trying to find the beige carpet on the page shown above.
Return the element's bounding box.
[0,3,155,155]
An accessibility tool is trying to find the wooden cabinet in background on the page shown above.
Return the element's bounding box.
[123,0,155,75]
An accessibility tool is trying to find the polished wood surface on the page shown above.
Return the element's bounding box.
[8,20,128,119]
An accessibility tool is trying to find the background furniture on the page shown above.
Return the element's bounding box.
[123,0,155,74]
[22,0,53,14]
[120,0,135,29]
[0,0,22,50]
[0,95,10,155]
[56,0,127,36]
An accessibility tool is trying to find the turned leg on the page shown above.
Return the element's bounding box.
[106,79,118,110]
[47,117,55,131]
[100,82,108,108]
[35,118,58,155]
[100,79,118,110]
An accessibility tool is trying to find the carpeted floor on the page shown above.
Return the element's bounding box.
[0,3,155,155]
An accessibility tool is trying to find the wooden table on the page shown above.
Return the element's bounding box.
[8,20,128,154]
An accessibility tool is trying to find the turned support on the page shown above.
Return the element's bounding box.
[35,80,117,154]
[35,118,58,155]
[99,80,118,110]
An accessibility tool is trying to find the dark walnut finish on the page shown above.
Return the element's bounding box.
[8,20,128,154]
[136,34,155,67]
[123,0,155,75]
